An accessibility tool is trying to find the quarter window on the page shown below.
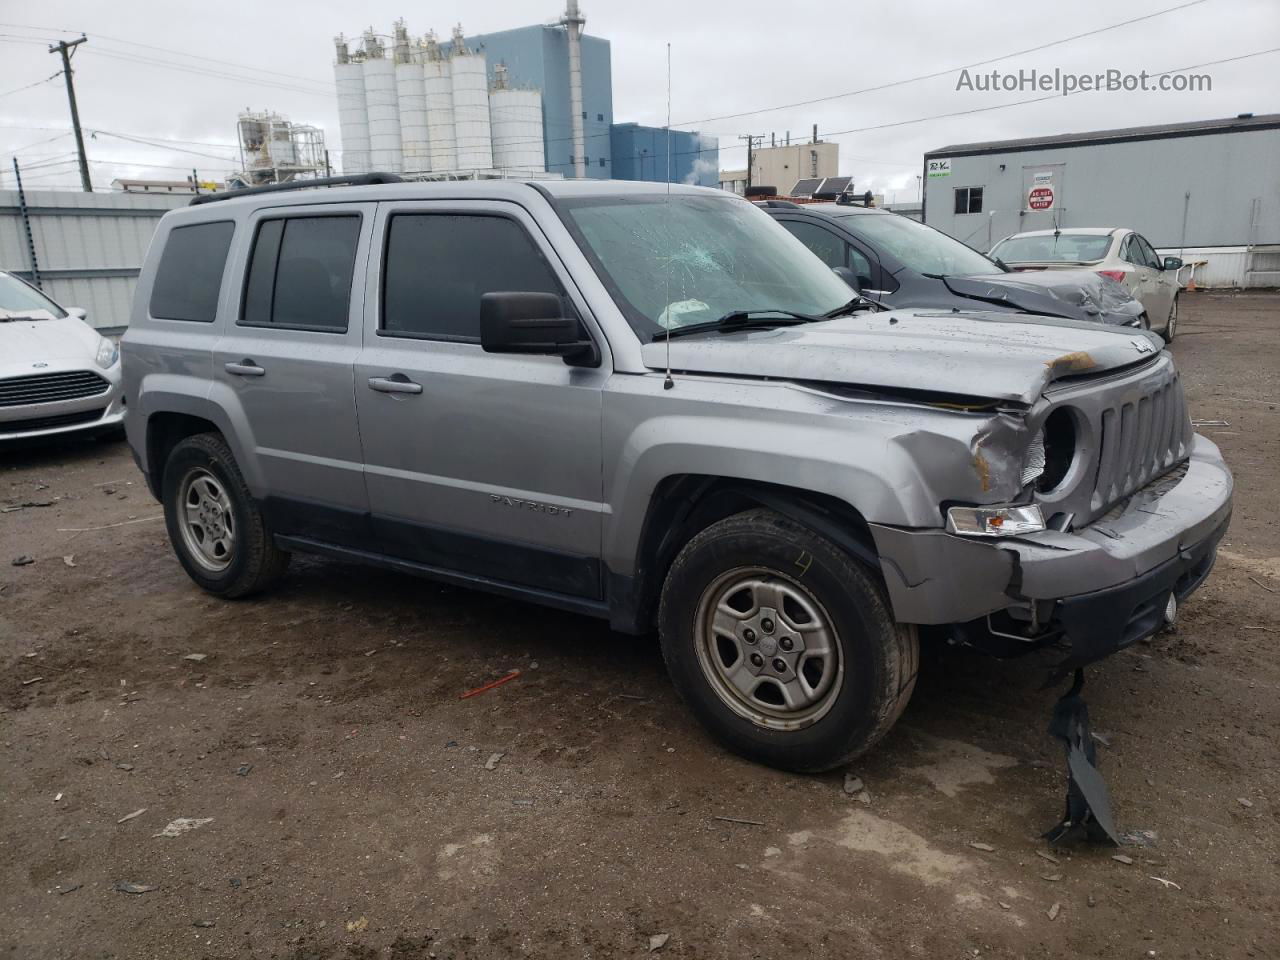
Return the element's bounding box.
[954,186,983,215]
[241,215,360,332]
[149,221,235,323]
[381,214,562,341]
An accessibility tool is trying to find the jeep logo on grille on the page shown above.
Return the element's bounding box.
[1131,339,1154,354]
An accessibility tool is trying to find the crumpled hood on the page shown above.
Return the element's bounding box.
[942,270,1143,325]
[0,314,101,365]
[641,311,1164,404]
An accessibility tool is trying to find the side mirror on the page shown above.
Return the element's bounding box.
[66,306,88,321]
[1163,256,1183,271]
[480,291,599,366]
[831,266,861,297]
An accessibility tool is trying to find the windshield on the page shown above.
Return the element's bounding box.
[558,193,853,339]
[990,233,1114,263]
[838,211,998,278]
[0,272,66,318]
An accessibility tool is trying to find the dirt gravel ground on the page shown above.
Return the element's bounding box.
[2,293,1278,960]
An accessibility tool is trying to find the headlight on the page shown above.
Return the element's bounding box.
[947,504,1045,537]
[94,336,119,370]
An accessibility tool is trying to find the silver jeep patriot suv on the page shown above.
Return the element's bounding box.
[122,177,1232,772]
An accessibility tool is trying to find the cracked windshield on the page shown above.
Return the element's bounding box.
[561,194,854,339]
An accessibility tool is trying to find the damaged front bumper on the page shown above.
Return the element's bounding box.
[871,433,1233,667]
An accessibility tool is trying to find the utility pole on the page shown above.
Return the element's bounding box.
[49,35,92,192]
[12,159,42,289]
[738,134,763,190]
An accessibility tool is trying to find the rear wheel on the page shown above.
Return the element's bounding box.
[658,509,918,772]
[1164,294,1178,342]
[161,433,289,597]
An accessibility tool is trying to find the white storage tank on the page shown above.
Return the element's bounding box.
[490,64,545,174]
[392,23,431,174]
[449,26,493,171]
[333,36,371,175]
[422,32,457,172]
[361,32,403,174]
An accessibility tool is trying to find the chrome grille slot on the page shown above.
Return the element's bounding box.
[0,370,110,408]
[1090,372,1191,515]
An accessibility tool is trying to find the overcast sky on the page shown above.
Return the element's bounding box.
[1,0,1276,199]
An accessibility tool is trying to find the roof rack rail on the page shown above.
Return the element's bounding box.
[189,172,404,206]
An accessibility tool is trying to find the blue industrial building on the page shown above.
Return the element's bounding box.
[610,124,720,187]
[458,24,614,180]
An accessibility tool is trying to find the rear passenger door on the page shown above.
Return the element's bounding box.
[1119,233,1157,315]
[354,200,607,600]
[211,202,374,546]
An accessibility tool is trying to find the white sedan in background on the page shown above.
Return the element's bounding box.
[0,270,125,441]
[989,228,1184,340]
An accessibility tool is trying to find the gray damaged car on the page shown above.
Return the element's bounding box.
[121,179,1232,772]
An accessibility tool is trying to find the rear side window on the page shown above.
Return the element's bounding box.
[241,215,361,332]
[149,221,235,323]
[381,214,561,341]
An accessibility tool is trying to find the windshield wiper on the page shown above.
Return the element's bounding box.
[652,309,821,342]
[823,296,883,317]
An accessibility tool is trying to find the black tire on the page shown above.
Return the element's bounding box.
[161,432,289,598]
[658,509,918,772]
[1163,294,1178,342]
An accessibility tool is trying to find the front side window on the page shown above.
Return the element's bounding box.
[558,193,853,340]
[381,214,562,341]
[241,215,360,332]
[954,186,983,215]
[781,221,847,270]
[150,221,235,323]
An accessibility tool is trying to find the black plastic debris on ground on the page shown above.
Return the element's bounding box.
[1043,668,1120,846]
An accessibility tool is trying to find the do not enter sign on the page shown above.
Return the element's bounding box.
[1028,186,1054,210]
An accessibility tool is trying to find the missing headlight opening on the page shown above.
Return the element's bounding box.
[1036,407,1078,493]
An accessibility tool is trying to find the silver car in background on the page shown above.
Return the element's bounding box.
[989,228,1184,339]
[0,270,125,441]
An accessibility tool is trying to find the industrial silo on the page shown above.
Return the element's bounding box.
[422,32,456,172]
[489,64,545,174]
[333,36,371,175]
[393,21,431,174]
[361,31,403,173]
[449,26,493,171]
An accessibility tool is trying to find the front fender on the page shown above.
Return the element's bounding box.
[601,375,1029,577]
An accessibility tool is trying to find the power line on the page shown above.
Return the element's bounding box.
[670,0,1213,128]
[0,71,60,100]
[0,22,334,89]
[82,47,334,98]
[91,130,238,162]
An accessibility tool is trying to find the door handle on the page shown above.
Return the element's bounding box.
[368,374,423,395]
[225,360,266,377]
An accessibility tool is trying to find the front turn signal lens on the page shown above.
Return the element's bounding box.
[946,504,1046,538]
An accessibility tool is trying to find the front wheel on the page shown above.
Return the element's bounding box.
[658,509,918,772]
[161,432,289,598]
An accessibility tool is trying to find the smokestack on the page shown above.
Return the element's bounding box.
[561,0,587,179]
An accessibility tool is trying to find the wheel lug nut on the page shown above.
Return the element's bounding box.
[780,637,794,651]
[761,618,774,633]
[749,653,763,668]
[772,658,787,673]
[743,628,756,643]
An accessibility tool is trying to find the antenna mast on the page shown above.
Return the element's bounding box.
[663,41,674,390]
